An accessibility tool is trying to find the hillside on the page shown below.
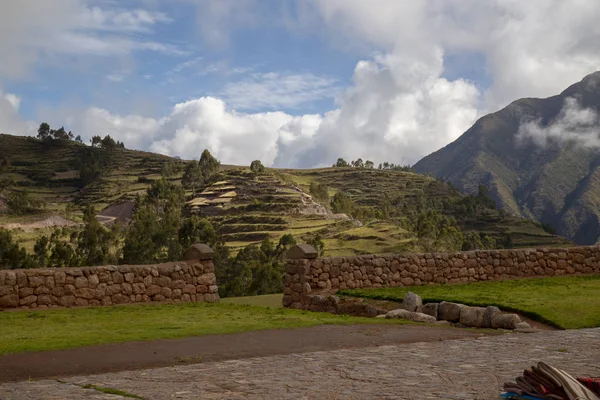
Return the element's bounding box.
[415,71,600,245]
[0,133,570,255]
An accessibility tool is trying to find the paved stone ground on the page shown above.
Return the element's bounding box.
[1,329,599,400]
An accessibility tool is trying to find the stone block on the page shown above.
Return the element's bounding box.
[422,303,439,319]
[491,313,521,330]
[147,285,162,296]
[28,276,45,288]
[438,301,465,322]
[459,306,486,327]
[402,291,422,312]
[0,286,14,297]
[483,306,501,328]
[0,294,19,308]
[286,244,318,260]
[183,244,214,261]
[20,295,37,306]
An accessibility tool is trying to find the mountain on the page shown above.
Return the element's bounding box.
[0,133,571,255]
[414,71,600,245]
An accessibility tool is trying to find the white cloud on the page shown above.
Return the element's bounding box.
[274,50,479,167]
[0,1,181,79]
[60,48,477,168]
[221,72,340,111]
[6,0,600,170]
[517,97,600,149]
[60,98,311,166]
[0,89,36,136]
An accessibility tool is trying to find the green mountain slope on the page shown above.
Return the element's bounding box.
[415,71,600,245]
[0,133,570,254]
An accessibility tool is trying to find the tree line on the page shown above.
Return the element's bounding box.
[333,157,414,172]
[36,122,125,149]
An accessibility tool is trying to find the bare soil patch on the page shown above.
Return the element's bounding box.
[3,215,78,231]
[0,324,493,383]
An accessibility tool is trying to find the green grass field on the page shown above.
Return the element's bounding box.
[340,275,600,329]
[221,293,283,308]
[0,301,408,356]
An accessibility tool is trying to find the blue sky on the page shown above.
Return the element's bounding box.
[1,1,599,167]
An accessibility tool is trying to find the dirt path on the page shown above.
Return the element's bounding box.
[0,324,491,383]
[2,328,598,400]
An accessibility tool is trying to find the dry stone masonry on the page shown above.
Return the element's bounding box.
[0,244,219,310]
[283,244,600,312]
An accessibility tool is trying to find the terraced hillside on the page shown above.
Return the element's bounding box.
[0,134,571,255]
[281,168,572,250]
[0,133,176,212]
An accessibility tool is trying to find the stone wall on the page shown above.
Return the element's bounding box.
[283,245,600,309]
[0,244,219,310]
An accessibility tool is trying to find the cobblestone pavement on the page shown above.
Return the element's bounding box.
[1,329,599,400]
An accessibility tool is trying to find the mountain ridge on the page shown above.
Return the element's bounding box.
[415,71,600,244]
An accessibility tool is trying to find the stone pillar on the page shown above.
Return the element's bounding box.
[283,244,318,308]
[182,243,220,303]
[183,243,214,261]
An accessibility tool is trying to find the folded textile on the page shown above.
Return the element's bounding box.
[578,378,600,396]
[502,362,600,400]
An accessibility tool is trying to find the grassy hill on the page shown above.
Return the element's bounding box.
[0,133,571,255]
[414,71,600,245]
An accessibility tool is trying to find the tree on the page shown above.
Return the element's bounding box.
[0,228,34,270]
[7,191,45,215]
[181,161,203,195]
[76,205,116,266]
[352,158,364,168]
[178,216,220,249]
[309,181,329,204]
[52,127,69,140]
[90,136,102,147]
[48,229,77,267]
[308,233,325,256]
[250,160,265,173]
[0,156,8,174]
[334,158,349,167]
[33,235,50,268]
[100,135,117,150]
[74,135,83,143]
[330,191,355,215]
[365,160,374,169]
[37,122,51,141]
[123,179,185,264]
[198,149,220,183]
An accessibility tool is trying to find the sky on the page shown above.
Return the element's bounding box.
[1,0,600,168]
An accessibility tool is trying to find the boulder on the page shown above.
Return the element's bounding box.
[385,309,436,323]
[434,320,451,326]
[438,301,465,322]
[491,313,521,330]
[405,312,437,324]
[402,291,422,312]
[483,306,501,328]
[386,308,411,319]
[515,322,532,330]
[459,306,486,328]
[422,303,439,319]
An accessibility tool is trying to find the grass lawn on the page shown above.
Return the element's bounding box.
[339,275,600,329]
[221,293,283,308]
[0,301,408,356]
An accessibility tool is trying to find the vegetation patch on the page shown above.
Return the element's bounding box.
[0,302,408,356]
[340,275,600,329]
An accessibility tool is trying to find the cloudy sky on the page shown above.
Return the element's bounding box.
[1,0,599,167]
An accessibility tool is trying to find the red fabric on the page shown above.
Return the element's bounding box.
[577,377,600,396]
